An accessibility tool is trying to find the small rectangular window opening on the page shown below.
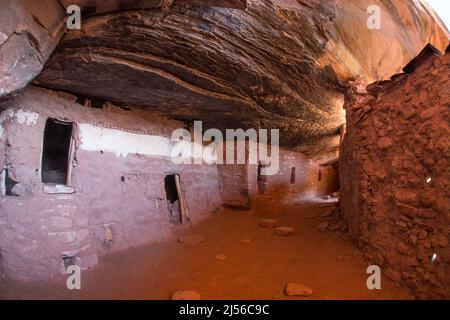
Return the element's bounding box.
[62,254,77,271]
[41,118,73,185]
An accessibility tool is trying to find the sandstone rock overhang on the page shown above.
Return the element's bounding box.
[0,0,66,98]
[3,1,449,153]
[34,0,449,152]
[58,0,248,16]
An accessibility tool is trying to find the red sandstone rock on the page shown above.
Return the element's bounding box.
[172,290,201,300]
[417,209,437,219]
[273,227,294,237]
[377,137,393,150]
[340,46,450,299]
[284,283,313,297]
[419,106,441,120]
[259,219,277,228]
[394,190,418,204]
[215,254,227,261]
[384,268,402,282]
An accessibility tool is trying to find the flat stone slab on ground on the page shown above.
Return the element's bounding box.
[215,254,227,261]
[178,235,206,245]
[259,219,277,228]
[274,226,294,236]
[172,290,201,300]
[285,282,313,297]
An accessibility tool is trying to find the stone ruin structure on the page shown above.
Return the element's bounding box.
[0,0,449,299]
[0,86,336,280]
[341,44,450,299]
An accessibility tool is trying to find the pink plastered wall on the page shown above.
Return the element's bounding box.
[217,144,339,208]
[0,87,222,281]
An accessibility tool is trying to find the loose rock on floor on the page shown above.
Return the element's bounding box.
[172,290,201,300]
[284,283,313,297]
[274,227,294,236]
[259,219,277,228]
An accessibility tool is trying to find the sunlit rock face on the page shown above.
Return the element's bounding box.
[0,0,65,97]
[35,0,448,150]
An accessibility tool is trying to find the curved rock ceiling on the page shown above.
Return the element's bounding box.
[34,0,449,149]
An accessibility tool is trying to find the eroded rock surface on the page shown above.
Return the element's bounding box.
[0,0,65,97]
[58,0,247,15]
[35,0,449,150]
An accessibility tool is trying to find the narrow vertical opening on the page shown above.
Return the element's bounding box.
[165,174,181,224]
[0,169,5,196]
[257,163,262,181]
[257,162,267,194]
[290,167,296,184]
[41,118,73,184]
[257,162,268,182]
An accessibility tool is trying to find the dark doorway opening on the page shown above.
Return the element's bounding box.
[41,118,73,184]
[164,174,181,224]
[257,162,268,194]
[290,167,296,184]
[4,169,18,196]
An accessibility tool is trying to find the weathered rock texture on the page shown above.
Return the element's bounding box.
[0,0,65,97]
[59,0,247,15]
[340,44,450,299]
[35,0,449,151]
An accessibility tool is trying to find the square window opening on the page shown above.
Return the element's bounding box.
[62,254,77,271]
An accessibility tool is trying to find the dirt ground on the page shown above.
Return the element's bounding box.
[0,195,413,300]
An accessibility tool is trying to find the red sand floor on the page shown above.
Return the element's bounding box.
[0,200,413,300]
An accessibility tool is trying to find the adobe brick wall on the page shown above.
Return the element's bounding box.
[0,87,222,281]
[340,45,450,299]
[218,146,339,209]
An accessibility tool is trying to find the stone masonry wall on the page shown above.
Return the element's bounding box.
[218,144,339,209]
[340,45,450,299]
[0,87,222,281]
